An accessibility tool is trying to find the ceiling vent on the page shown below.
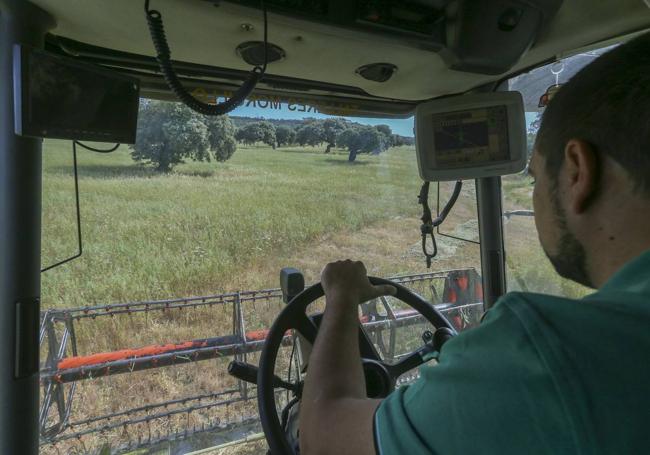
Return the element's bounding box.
[236,41,285,66]
[356,63,398,82]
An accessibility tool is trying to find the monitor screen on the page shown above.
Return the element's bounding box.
[15,46,140,143]
[431,105,510,169]
[415,91,526,181]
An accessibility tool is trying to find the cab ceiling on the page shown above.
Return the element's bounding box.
[30,0,650,102]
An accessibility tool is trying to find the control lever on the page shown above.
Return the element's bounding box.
[422,327,454,351]
[228,360,301,395]
[415,327,455,361]
[280,268,305,304]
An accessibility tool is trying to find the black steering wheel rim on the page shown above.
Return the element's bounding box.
[257,276,456,455]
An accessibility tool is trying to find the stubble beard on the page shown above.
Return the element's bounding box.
[544,191,595,289]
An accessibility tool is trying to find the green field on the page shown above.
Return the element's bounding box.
[44,142,486,305]
[42,138,590,311]
[42,141,426,306]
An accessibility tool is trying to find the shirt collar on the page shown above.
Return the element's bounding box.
[598,249,650,295]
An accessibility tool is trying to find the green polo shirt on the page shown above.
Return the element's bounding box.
[374,250,650,454]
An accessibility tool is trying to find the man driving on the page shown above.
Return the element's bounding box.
[299,32,650,454]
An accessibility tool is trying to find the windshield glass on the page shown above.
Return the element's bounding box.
[40,101,481,453]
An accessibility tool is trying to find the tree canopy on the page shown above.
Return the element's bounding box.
[131,100,237,171]
[374,124,393,151]
[337,124,393,162]
[205,115,237,162]
[275,125,297,147]
[322,118,349,153]
[229,115,412,161]
[130,104,410,170]
[257,121,277,148]
[295,122,325,147]
[235,121,277,148]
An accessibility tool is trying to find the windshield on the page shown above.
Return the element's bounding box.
[40,101,481,453]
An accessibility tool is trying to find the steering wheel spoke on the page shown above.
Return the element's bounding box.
[385,348,430,379]
[357,325,383,362]
[292,313,318,345]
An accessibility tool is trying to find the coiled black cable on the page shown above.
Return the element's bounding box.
[144,0,268,116]
[418,180,463,268]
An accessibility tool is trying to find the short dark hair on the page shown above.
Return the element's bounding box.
[536,32,650,195]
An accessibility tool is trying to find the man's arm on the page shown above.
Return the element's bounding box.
[299,260,395,455]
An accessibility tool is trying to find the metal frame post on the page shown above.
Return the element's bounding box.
[475,177,507,309]
[39,312,78,439]
[233,292,249,399]
[0,1,54,453]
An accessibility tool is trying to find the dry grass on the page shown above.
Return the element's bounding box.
[41,208,480,454]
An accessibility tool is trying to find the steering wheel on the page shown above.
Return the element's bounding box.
[257,276,456,455]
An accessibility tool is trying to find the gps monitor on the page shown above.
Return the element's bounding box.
[13,45,140,144]
[415,92,526,181]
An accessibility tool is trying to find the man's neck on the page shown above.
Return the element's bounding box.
[584,201,650,289]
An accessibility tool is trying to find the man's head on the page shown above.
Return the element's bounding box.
[531,32,650,288]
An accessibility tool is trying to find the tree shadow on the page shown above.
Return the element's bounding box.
[275,148,324,155]
[177,169,216,178]
[49,164,218,179]
[324,159,370,166]
[48,164,159,179]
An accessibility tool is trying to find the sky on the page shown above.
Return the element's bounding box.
[229,105,539,138]
[230,103,416,137]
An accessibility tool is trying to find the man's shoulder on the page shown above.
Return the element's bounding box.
[439,290,616,378]
[433,292,556,379]
[476,289,650,406]
[490,288,650,335]
[492,289,579,314]
[451,291,569,345]
[485,291,577,332]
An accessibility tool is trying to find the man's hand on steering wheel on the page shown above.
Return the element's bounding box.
[321,260,397,307]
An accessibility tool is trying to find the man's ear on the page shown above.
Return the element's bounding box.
[563,139,599,214]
